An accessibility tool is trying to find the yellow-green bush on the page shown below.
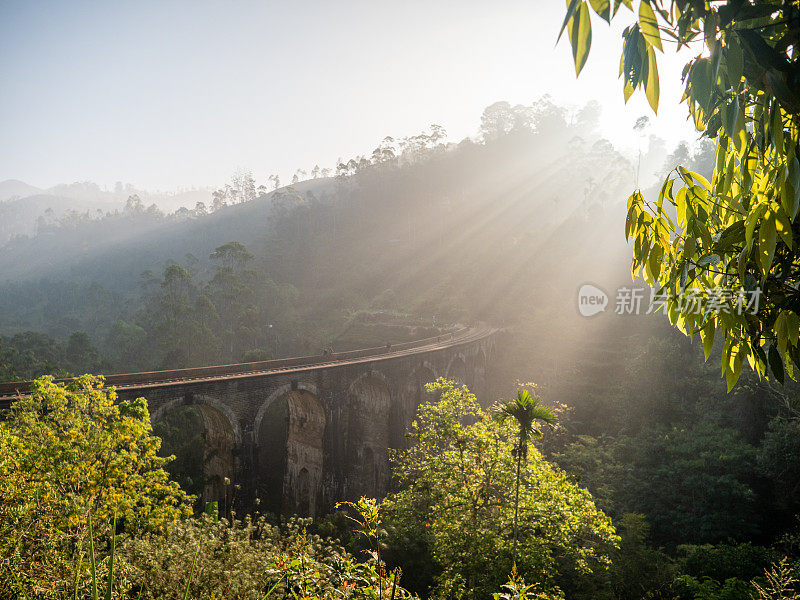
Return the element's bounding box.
[0,375,190,597]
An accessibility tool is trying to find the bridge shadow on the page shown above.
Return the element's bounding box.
[153,395,240,515]
[345,374,391,500]
[254,386,325,517]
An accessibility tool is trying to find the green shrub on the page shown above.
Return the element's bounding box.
[682,543,778,583]
[673,575,753,600]
[119,514,414,600]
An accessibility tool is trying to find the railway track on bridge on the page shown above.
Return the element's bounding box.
[0,325,498,406]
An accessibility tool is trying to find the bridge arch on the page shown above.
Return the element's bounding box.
[346,369,391,397]
[446,353,468,384]
[254,382,319,437]
[410,361,439,405]
[472,349,487,394]
[418,360,439,381]
[346,370,391,499]
[253,383,325,517]
[485,338,497,364]
[151,394,241,510]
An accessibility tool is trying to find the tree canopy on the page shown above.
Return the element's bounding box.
[0,376,191,593]
[384,379,618,600]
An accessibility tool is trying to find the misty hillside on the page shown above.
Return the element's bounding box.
[0,98,688,377]
[0,179,42,201]
[0,178,335,285]
[0,106,636,284]
[0,180,214,242]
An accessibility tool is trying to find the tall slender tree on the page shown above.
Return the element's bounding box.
[499,388,557,565]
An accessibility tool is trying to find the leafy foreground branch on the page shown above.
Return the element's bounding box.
[561,0,800,389]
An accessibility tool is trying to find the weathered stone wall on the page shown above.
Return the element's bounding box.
[117,332,496,516]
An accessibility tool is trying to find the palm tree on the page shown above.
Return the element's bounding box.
[499,389,557,566]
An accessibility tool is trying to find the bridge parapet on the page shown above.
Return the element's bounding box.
[0,325,489,401]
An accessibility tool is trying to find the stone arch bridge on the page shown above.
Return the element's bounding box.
[0,325,498,517]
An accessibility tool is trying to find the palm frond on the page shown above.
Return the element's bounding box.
[499,389,557,443]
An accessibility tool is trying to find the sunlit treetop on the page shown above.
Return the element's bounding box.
[562,0,800,390]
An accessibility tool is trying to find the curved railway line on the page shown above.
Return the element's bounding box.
[0,324,498,406]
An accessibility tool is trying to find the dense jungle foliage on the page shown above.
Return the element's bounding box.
[0,377,613,599]
[2,94,800,597]
[2,376,799,600]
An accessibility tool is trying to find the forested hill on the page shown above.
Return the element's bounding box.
[0,182,308,287]
[0,181,214,243]
[0,98,650,374]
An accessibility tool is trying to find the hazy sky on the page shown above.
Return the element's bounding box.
[1,0,700,191]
